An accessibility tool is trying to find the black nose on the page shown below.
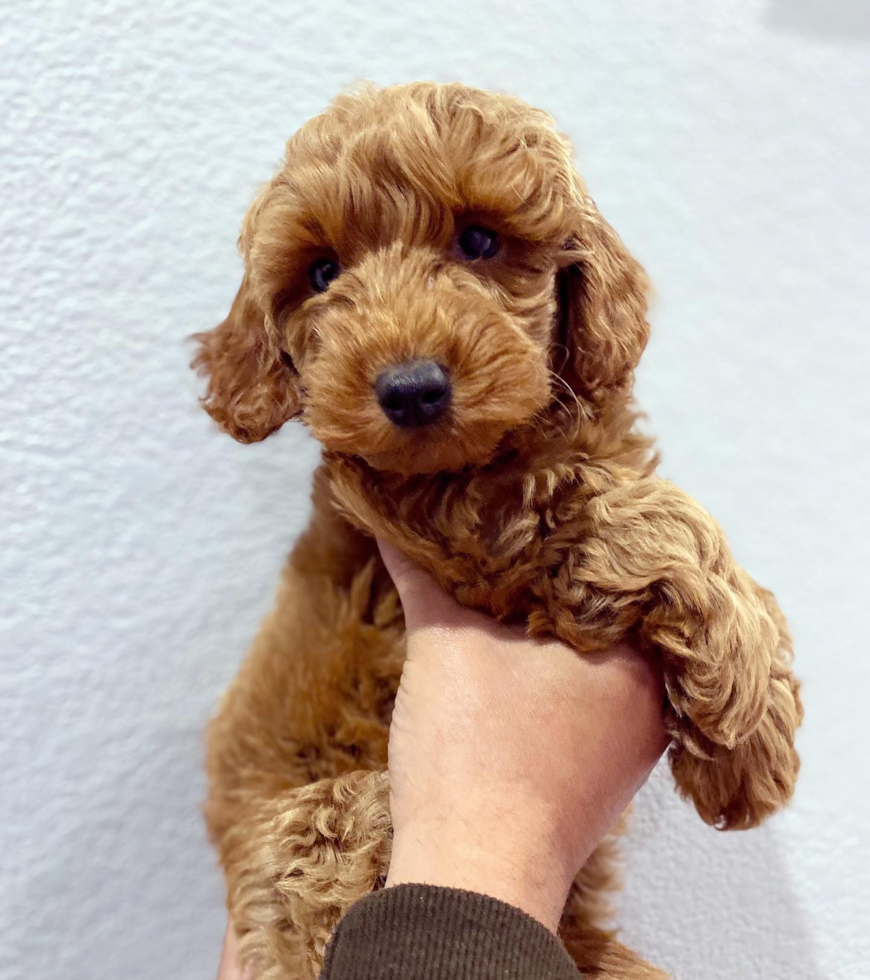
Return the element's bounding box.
[375,360,451,428]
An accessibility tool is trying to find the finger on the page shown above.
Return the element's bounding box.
[377,539,463,629]
[376,538,441,603]
[377,539,424,587]
[216,922,248,980]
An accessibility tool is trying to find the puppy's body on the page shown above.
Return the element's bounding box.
[195,84,801,979]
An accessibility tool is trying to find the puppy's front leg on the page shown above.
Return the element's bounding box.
[207,466,404,979]
[537,478,801,830]
[205,468,401,846]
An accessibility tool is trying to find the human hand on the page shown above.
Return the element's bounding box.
[215,541,669,976]
[379,540,669,933]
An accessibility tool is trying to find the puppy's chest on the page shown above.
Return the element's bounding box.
[327,455,599,616]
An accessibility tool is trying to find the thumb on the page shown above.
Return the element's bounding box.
[377,539,459,629]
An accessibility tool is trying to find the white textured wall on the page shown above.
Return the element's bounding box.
[2,2,868,978]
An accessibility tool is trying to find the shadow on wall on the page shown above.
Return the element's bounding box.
[620,764,829,980]
[766,0,870,40]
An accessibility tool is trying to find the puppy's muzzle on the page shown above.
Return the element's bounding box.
[375,360,451,428]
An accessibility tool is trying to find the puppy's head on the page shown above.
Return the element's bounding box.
[193,83,649,475]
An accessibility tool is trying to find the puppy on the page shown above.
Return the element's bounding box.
[193,82,802,980]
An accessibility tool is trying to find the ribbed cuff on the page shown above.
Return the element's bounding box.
[321,884,580,979]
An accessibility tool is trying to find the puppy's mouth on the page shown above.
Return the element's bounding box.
[360,432,498,476]
[310,395,515,477]
[305,338,552,475]
[360,358,534,475]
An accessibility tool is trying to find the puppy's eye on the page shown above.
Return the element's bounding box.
[309,258,341,293]
[458,225,500,260]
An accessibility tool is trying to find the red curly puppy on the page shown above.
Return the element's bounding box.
[193,82,802,980]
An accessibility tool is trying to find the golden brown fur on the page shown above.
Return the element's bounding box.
[193,82,802,979]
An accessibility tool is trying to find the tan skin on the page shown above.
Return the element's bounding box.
[216,540,668,978]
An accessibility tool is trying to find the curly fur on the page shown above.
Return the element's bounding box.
[192,82,802,979]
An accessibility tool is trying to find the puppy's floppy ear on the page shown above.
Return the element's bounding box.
[192,274,300,443]
[556,208,650,402]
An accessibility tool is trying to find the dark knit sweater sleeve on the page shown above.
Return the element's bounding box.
[320,884,581,980]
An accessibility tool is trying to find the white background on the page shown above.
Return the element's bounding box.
[2,2,868,978]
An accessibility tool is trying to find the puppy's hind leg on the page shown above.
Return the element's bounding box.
[562,932,670,980]
[560,831,669,979]
[224,771,392,980]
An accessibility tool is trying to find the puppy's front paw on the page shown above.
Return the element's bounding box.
[668,667,801,831]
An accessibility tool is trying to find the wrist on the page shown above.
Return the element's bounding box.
[386,818,573,933]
